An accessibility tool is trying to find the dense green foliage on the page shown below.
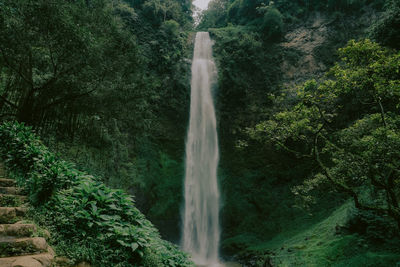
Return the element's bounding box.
[244,202,400,266]
[1,0,400,265]
[0,121,194,266]
[370,0,400,49]
[0,0,193,238]
[198,0,386,31]
[250,39,400,228]
[207,27,310,244]
[194,0,400,265]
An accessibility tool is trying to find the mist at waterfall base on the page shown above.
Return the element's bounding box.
[182,32,222,267]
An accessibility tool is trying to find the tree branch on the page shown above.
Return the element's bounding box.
[0,94,18,109]
[0,47,34,87]
[377,98,387,127]
[0,112,16,119]
[41,88,97,111]
[314,133,389,216]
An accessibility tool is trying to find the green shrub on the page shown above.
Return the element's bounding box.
[0,121,194,267]
[0,122,76,205]
[261,6,284,41]
[369,0,400,49]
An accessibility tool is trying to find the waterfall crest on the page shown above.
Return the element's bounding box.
[182,32,221,266]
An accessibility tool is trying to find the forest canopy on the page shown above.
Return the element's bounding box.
[248,39,400,228]
[1,0,400,266]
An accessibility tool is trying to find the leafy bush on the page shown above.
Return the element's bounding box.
[0,122,76,205]
[370,0,400,49]
[249,40,400,231]
[346,209,399,242]
[0,121,194,267]
[260,6,284,41]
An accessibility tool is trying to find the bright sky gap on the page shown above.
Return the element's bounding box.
[193,0,212,10]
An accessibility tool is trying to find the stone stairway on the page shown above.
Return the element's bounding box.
[0,163,54,267]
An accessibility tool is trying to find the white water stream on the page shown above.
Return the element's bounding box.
[182,32,221,267]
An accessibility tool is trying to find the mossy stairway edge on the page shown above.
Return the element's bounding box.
[0,162,55,267]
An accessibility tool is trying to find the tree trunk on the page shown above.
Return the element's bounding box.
[17,89,35,124]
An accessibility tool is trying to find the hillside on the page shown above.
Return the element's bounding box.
[199,0,400,266]
[1,0,400,266]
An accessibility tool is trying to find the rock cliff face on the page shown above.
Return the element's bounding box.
[281,13,329,84]
[280,8,380,88]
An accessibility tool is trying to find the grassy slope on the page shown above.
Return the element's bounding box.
[243,201,400,266]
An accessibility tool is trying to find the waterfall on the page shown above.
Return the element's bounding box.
[182,32,221,266]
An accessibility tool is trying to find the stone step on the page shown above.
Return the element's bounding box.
[0,179,16,187]
[0,195,27,207]
[0,208,27,224]
[0,224,36,237]
[0,237,48,257]
[0,187,24,196]
[0,252,54,267]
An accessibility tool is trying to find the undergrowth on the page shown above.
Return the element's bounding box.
[0,121,194,267]
[235,202,400,267]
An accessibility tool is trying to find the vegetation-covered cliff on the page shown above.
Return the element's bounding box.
[1,0,400,266]
[0,0,194,241]
[199,0,400,265]
[0,0,194,265]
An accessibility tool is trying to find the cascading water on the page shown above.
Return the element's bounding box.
[182,32,221,266]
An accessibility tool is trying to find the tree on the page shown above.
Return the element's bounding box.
[197,0,229,29]
[0,0,139,129]
[370,0,400,49]
[248,40,400,229]
[258,3,284,41]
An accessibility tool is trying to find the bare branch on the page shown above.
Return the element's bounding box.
[314,133,389,216]
[0,47,34,87]
[0,94,18,109]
